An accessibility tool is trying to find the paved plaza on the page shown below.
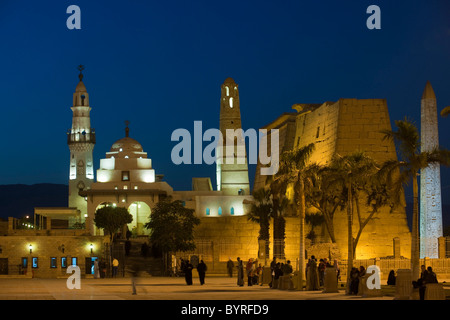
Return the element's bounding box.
[0,276,397,300]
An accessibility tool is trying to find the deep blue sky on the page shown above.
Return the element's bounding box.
[0,0,449,205]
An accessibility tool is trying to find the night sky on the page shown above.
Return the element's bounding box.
[0,0,449,206]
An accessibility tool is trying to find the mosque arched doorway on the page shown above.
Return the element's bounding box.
[128,201,151,236]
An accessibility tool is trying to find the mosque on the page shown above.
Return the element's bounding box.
[0,69,446,279]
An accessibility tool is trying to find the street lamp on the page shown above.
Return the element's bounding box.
[89,243,93,254]
[29,244,32,254]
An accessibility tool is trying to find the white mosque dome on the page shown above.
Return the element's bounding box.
[110,137,144,154]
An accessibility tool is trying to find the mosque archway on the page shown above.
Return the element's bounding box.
[128,201,151,236]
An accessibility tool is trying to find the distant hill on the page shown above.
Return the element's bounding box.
[0,184,68,220]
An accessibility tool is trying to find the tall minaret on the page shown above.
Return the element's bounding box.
[216,77,250,195]
[420,81,443,258]
[68,66,95,219]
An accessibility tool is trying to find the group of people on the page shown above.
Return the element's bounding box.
[413,265,439,300]
[304,256,340,290]
[348,266,366,295]
[234,257,264,286]
[179,258,208,285]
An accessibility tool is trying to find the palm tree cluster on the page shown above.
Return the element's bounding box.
[248,119,450,291]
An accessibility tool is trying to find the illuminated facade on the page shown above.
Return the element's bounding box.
[420,81,443,259]
[67,68,95,218]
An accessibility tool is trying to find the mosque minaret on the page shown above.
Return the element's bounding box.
[67,66,95,219]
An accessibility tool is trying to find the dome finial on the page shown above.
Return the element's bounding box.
[125,120,130,137]
[77,65,85,82]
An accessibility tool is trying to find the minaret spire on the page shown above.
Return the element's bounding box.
[216,77,250,195]
[78,65,85,82]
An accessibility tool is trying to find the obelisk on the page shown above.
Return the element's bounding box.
[420,81,443,259]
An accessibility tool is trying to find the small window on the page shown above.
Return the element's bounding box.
[122,171,130,181]
[218,207,222,215]
[71,257,78,266]
[238,189,244,195]
[230,207,234,215]
[21,257,28,269]
[61,257,67,268]
[50,257,57,268]
[229,97,234,108]
[206,208,210,216]
[32,257,38,268]
[316,126,320,138]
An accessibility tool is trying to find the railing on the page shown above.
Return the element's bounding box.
[67,131,96,144]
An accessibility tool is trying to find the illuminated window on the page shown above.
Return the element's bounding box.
[61,257,67,268]
[123,186,128,190]
[230,207,234,215]
[134,186,138,190]
[125,156,129,159]
[71,257,78,266]
[229,97,234,108]
[50,257,57,268]
[218,207,222,215]
[32,257,38,268]
[225,86,229,96]
[122,171,130,181]
[206,208,210,216]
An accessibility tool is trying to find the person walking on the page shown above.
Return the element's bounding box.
[93,260,100,279]
[227,258,234,278]
[236,257,244,287]
[197,260,207,285]
[112,258,119,278]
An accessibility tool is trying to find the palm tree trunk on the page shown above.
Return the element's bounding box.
[296,181,306,291]
[411,174,420,280]
[346,183,353,294]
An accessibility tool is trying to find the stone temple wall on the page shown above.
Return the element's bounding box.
[252,98,412,261]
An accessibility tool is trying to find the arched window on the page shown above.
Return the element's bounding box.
[229,97,234,108]
[206,208,210,216]
[225,86,229,96]
[230,207,234,215]
[218,207,222,215]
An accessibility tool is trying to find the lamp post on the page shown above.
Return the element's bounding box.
[89,243,93,255]
[29,244,32,254]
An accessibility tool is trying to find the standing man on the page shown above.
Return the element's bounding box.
[197,260,207,285]
[227,258,234,278]
[236,257,244,287]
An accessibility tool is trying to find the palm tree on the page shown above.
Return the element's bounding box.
[328,152,378,293]
[381,119,450,280]
[247,188,274,265]
[271,143,315,290]
[305,163,345,244]
[440,106,450,118]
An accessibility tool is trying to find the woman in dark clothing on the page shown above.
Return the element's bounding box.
[184,261,194,285]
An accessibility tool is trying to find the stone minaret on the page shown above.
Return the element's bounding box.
[216,77,250,195]
[68,66,95,219]
[420,81,443,259]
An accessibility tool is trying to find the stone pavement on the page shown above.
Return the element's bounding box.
[0,276,394,300]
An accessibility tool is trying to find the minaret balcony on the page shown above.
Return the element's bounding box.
[67,131,96,144]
